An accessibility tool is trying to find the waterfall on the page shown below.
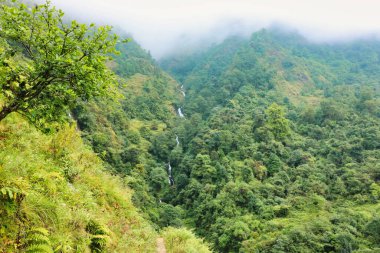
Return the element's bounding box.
[166,84,187,187]
[180,85,186,97]
[168,162,174,186]
[177,84,186,117]
[178,108,185,118]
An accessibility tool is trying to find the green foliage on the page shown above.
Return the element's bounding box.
[0,186,25,203]
[265,103,291,141]
[0,0,118,128]
[365,217,380,243]
[72,38,183,222]
[161,227,212,253]
[86,220,110,253]
[24,228,53,253]
[0,116,158,252]
[3,3,380,251]
[159,29,380,252]
[157,203,183,228]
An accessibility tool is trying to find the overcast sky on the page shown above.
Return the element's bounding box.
[47,0,380,58]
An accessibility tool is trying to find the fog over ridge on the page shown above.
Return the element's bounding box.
[42,0,380,58]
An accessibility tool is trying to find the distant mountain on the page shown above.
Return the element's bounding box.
[161,29,380,118]
[61,26,380,252]
[157,29,380,252]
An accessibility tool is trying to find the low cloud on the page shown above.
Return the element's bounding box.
[45,0,380,58]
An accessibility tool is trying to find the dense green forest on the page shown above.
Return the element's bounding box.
[158,30,380,252]
[1,0,380,252]
[74,29,380,252]
[0,1,210,252]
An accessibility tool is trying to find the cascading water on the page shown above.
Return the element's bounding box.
[168,162,174,186]
[180,85,186,97]
[165,85,188,187]
[178,108,185,118]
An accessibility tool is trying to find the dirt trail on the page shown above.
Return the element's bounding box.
[156,237,167,253]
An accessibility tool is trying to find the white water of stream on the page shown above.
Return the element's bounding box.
[180,85,186,97]
[168,162,174,186]
[178,108,185,118]
[166,85,187,186]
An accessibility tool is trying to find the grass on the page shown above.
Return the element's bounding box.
[161,227,212,253]
[0,114,157,252]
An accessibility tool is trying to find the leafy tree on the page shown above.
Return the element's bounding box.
[265,103,290,141]
[149,167,168,194]
[211,216,258,252]
[365,217,380,243]
[0,0,118,128]
[191,154,217,183]
[157,203,183,228]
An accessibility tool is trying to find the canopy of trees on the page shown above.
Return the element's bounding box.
[0,0,117,129]
[76,29,380,252]
[1,1,379,252]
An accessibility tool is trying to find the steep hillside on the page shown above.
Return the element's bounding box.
[72,40,189,226]
[158,30,380,252]
[5,0,378,250]
[70,28,380,253]
[0,115,158,252]
[162,30,380,113]
[0,114,212,253]
[74,40,183,172]
[0,1,211,252]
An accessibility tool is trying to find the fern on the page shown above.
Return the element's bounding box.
[0,186,25,202]
[86,220,110,253]
[24,228,53,253]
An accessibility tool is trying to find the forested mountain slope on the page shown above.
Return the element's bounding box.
[161,30,380,118]
[72,28,380,253]
[157,30,380,252]
[2,0,379,251]
[0,1,210,252]
[72,39,188,226]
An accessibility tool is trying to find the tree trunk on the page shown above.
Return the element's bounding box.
[0,103,19,122]
[0,107,12,122]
